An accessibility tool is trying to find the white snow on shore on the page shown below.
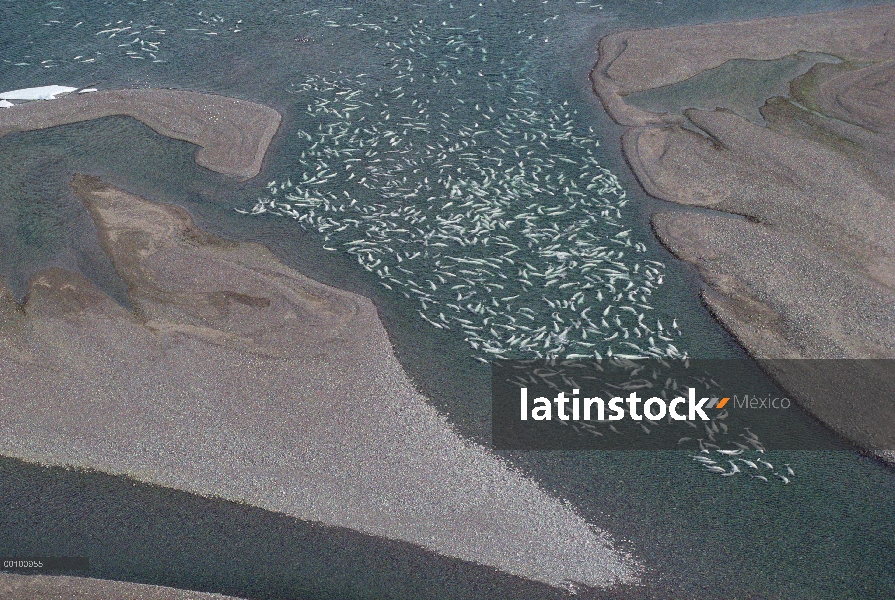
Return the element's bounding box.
[0,85,77,100]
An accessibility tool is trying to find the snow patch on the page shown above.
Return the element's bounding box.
[0,85,78,100]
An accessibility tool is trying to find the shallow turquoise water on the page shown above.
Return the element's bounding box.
[1,1,893,598]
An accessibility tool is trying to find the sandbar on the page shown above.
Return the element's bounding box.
[0,574,243,600]
[0,89,281,180]
[591,5,895,460]
[0,175,637,589]
[592,4,895,126]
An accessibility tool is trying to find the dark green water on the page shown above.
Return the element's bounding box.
[1,1,893,598]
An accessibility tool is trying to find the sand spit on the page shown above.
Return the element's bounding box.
[591,5,895,459]
[0,175,636,589]
[0,89,280,180]
[0,574,244,600]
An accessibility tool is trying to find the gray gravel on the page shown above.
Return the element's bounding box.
[0,574,244,600]
[0,176,636,589]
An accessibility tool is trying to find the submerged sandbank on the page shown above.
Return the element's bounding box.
[0,89,281,180]
[0,175,638,589]
[591,5,895,460]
